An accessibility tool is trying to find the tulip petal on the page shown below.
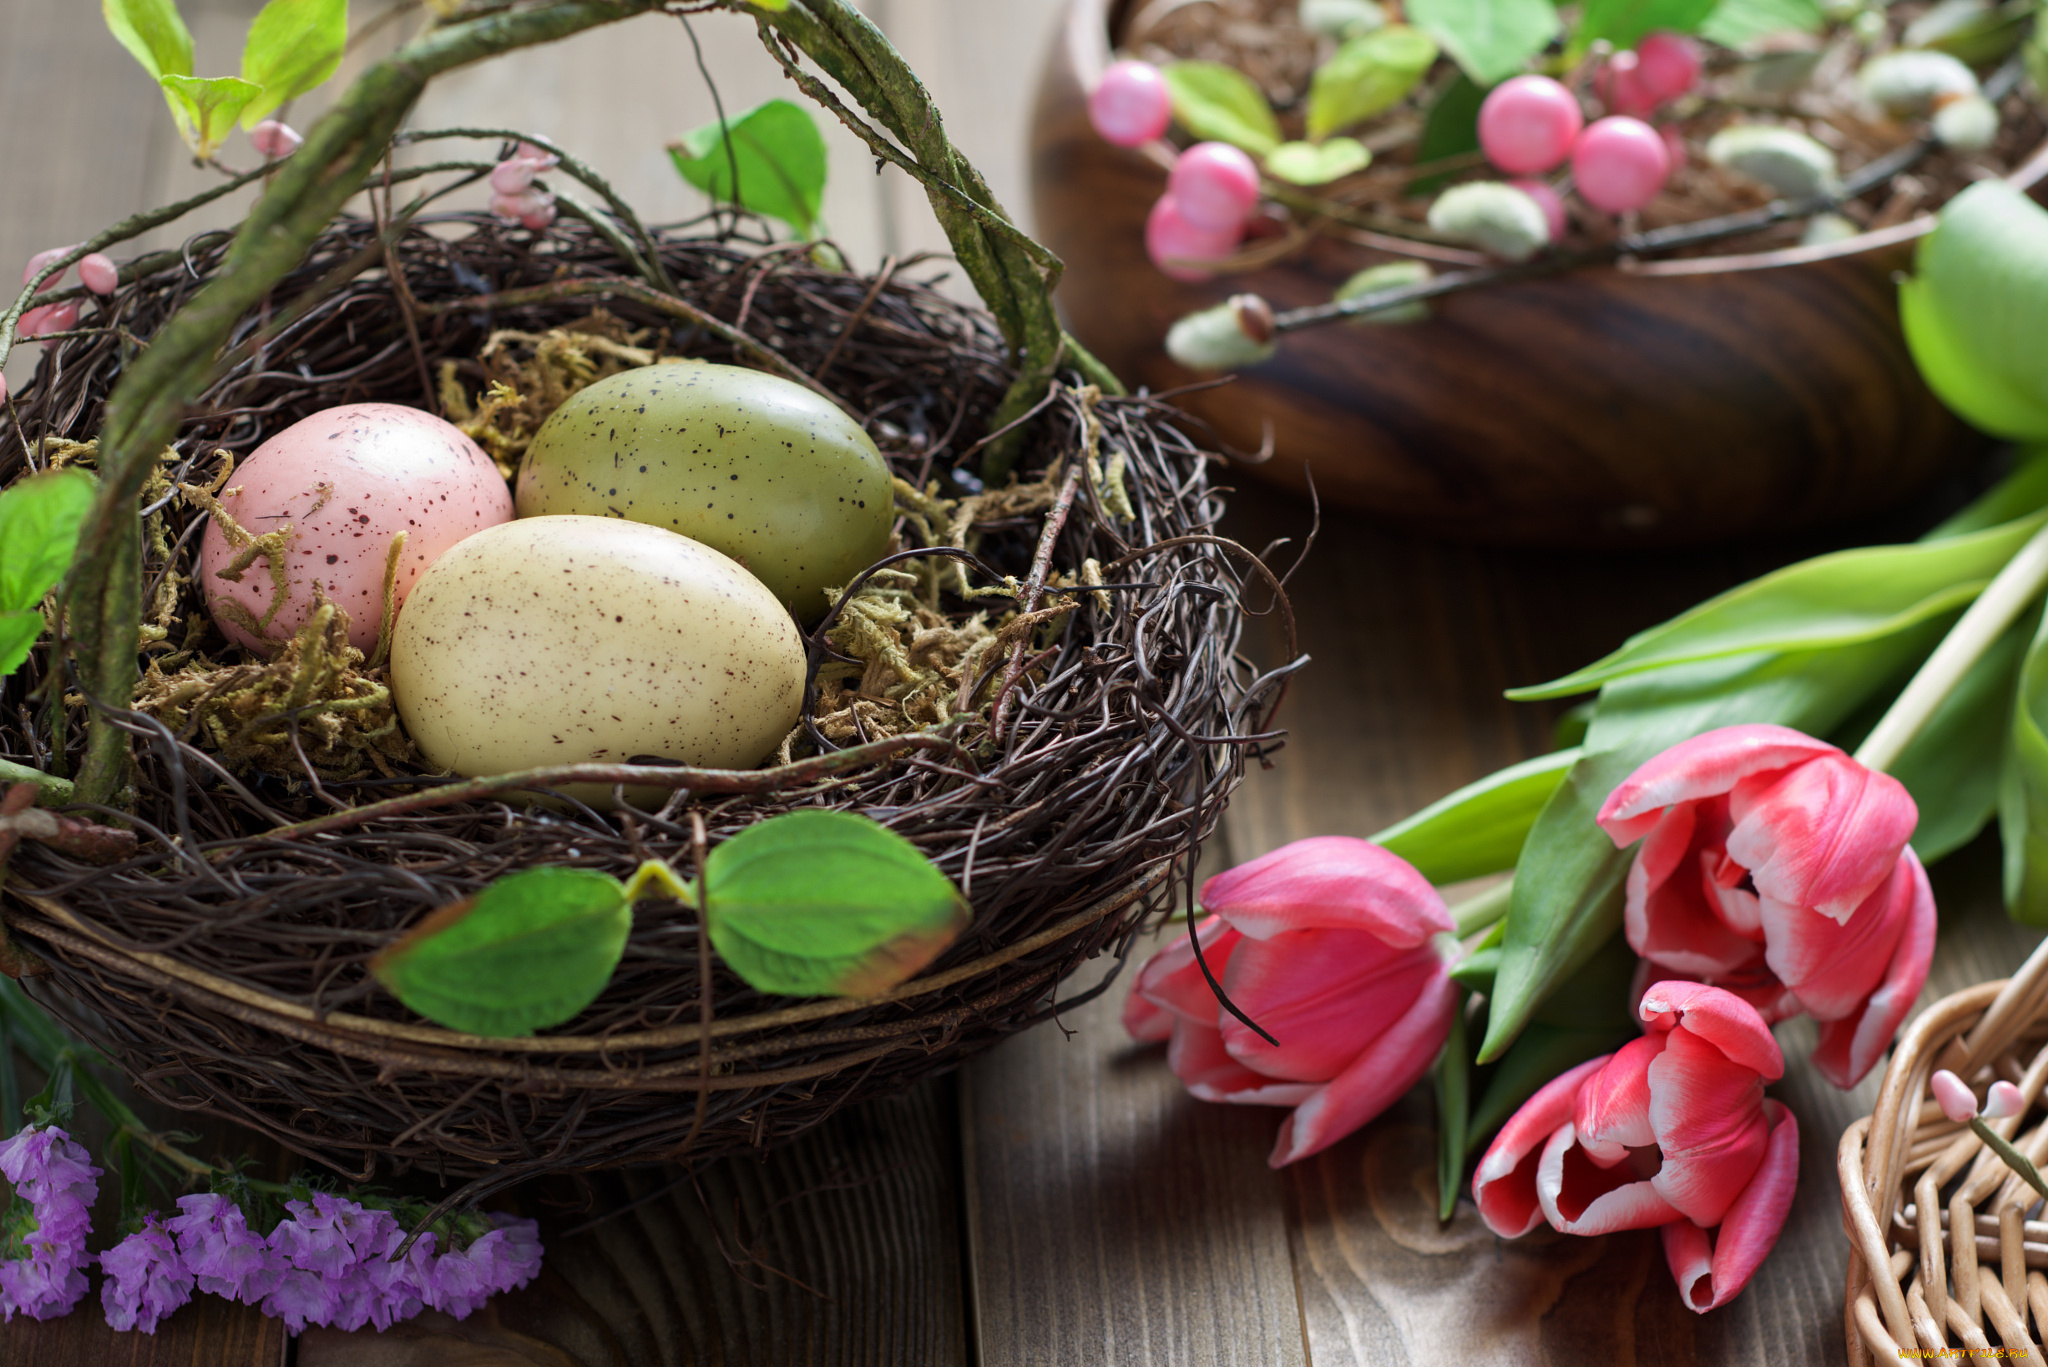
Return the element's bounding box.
[1684,1100,1799,1311]
[1808,850,1936,1089]
[1629,956,1798,1028]
[1131,917,1243,1027]
[1726,753,1918,924]
[1626,801,1769,980]
[1122,985,1176,1042]
[1638,981,1785,1081]
[1219,931,1441,1081]
[1169,1019,1318,1106]
[1648,1028,1773,1228]
[1201,837,1451,945]
[1597,725,1839,846]
[1575,1034,1665,1165]
[1267,970,1458,1167]
[1474,1054,1612,1239]
[1536,1122,1684,1235]
[1662,1219,1716,1312]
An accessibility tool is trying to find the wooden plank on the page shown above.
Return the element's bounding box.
[0,1291,285,1367]
[300,1078,967,1367]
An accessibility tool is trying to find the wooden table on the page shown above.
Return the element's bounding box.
[4,3,2034,1363]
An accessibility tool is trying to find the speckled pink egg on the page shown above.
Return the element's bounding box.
[199,404,513,653]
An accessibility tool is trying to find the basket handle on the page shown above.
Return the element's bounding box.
[62,0,1115,807]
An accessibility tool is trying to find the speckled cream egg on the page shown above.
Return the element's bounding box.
[513,364,893,620]
[389,516,804,784]
[200,403,513,653]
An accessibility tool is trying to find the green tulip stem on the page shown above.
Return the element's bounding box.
[1452,878,1513,937]
[1969,1115,2048,1204]
[1855,518,2048,773]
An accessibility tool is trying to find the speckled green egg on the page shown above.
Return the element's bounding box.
[514,364,893,619]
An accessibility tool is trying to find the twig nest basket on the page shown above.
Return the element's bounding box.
[1840,934,2048,1363]
[0,210,1286,1196]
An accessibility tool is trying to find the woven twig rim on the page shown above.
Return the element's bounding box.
[2,860,1166,1059]
[1840,934,2048,1366]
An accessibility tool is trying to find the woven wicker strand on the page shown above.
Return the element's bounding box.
[1841,932,2048,1366]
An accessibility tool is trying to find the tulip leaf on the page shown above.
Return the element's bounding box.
[669,98,828,237]
[1508,512,2047,700]
[1161,61,1283,155]
[1899,181,2048,441]
[1372,747,1579,885]
[1265,139,1373,186]
[1411,74,1485,194]
[1467,931,1637,1147]
[705,810,969,998]
[102,0,194,81]
[159,74,262,159]
[1925,450,2048,540]
[1481,628,1944,1062]
[1407,0,1560,87]
[0,469,95,619]
[370,867,633,1038]
[1576,0,1719,52]
[2002,605,2048,925]
[1700,0,1826,45]
[1874,613,2030,863]
[1307,26,1439,140]
[239,0,348,129]
[1434,991,1471,1221]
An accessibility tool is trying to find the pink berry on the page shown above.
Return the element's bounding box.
[513,141,560,169]
[490,159,539,195]
[1660,124,1688,170]
[1145,194,1240,281]
[1595,52,1658,119]
[491,186,557,229]
[78,253,119,296]
[1090,60,1173,148]
[1509,179,1567,242]
[249,120,303,159]
[1635,33,1702,105]
[19,301,80,339]
[0,373,8,405]
[1169,142,1261,232]
[1572,116,1670,213]
[1478,75,1584,176]
[22,246,75,292]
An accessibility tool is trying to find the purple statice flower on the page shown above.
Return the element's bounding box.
[0,1124,101,1322]
[165,1193,282,1305]
[358,1224,436,1332]
[261,1267,341,1334]
[99,1214,195,1333]
[427,1213,542,1320]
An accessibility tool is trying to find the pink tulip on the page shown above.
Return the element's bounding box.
[1596,724,1934,1089]
[1124,836,1460,1166]
[1475,981,1799,1313]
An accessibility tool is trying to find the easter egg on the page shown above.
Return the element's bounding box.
[199,403,512,653]
[513,364,893,620]
[389,516,805,784]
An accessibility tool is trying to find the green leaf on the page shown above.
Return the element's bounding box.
[1576,0,1718,49]
[1507,512,2048,699]
[705,810,970,998]
[1265,138,1373,185]
[1433,992,1470,1221]
[2003,604,2048,924]
[1925,450,2048,540]
[1480,629,1943,1061]
[370,867,632,1037]
[1407,0,1561,88]
[668,98,828,237]
[1410,73,1486,194]
[1700,0,1825,45]
[1876,612,2029,863]
[0,470,95,619]
[102,0,193,80]
[239,0,347,128]
[1161,61,1283,155]
[1467,930,1636,1145]
[0,615,43,682]
[1306,26,1439,140]
[1900,181,2048,441]
[1371,747,1579,885]
[159,74,262,158]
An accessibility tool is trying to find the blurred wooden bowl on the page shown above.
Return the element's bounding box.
[1032,0,1972,546]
